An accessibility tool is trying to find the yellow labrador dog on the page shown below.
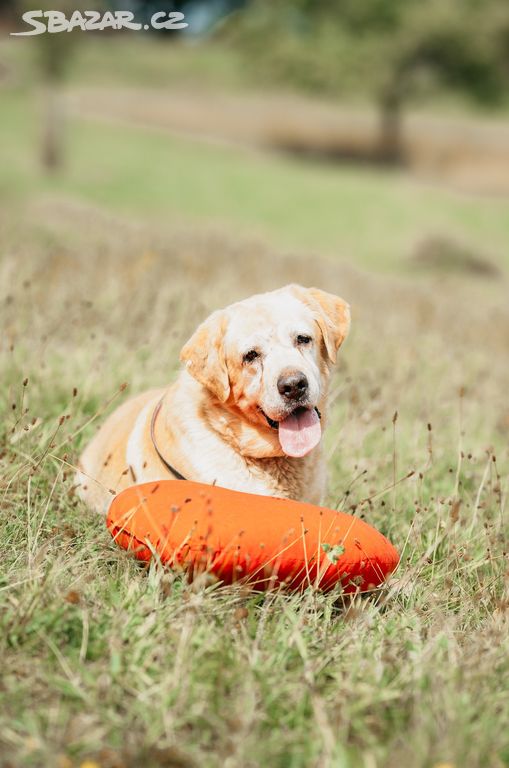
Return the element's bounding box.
[78,285,350,513]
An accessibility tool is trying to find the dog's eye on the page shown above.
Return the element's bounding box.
[296,334,312,345]
[243,349,260,364]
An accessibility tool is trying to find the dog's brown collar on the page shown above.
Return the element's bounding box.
[150,396,187,481]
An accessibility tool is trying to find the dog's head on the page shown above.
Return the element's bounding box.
[180,285,350,458]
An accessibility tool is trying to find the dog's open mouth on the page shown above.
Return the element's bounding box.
[262,406,322,458]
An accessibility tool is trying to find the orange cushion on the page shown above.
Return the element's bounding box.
[106,480,399,592]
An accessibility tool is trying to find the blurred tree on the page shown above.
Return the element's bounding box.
[14,1,94,171]
[369,0,506,160]
[38,18,76,171]
[224,0,509,162]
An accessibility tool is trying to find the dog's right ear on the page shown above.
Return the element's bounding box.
[180,310,230,403]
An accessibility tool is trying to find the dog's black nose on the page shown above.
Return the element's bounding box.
[277,371,309,401]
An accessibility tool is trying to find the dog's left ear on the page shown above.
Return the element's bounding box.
[180,310,230,402]
[291,285,351,363]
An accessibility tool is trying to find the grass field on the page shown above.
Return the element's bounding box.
[1,55,509,767]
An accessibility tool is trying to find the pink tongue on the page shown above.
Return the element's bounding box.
[278,408,322,458]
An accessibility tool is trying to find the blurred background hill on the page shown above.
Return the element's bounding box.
[2,0,509,188]
[1,0,509,281]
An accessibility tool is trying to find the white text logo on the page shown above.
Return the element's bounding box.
[11,9,188,35]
